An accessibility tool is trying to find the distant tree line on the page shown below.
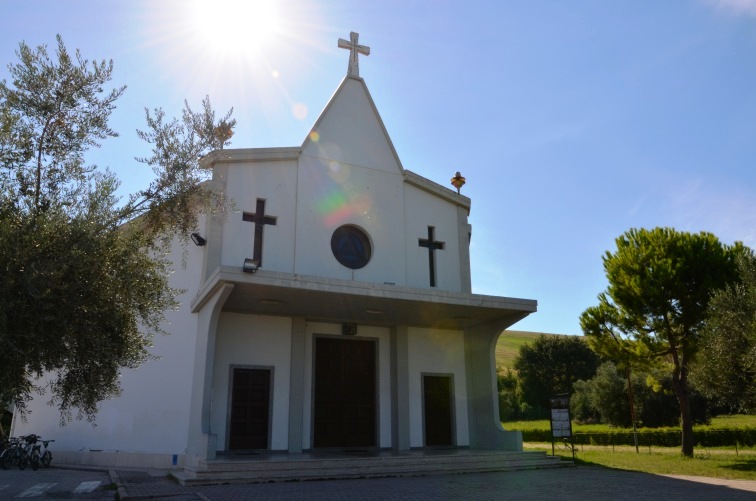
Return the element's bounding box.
[498,228,756,457]
[498,336,712,428]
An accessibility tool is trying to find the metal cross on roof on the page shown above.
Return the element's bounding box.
[338,31,370,78]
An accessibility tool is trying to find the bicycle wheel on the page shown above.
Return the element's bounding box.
[18,450,28,470]
[30,450,40,471]
[1,448,16,470]
[41,450,52,468]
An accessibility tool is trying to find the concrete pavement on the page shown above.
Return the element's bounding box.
[112,466,756,500]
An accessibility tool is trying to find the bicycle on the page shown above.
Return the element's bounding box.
[16,434,39,470]
[0,437,22,470]
[24,435,44,471]
[31,438,54,468]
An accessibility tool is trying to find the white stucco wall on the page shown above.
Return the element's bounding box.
[11,235,205,458]
[403,184,463,291]
[294,155,406,284]
[407,328,469,448]
[221,159,298,273]
[302,78,400,175]
[301,322,392,450]
[211,313,292,451]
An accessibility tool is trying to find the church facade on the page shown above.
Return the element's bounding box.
[11,33,536,469]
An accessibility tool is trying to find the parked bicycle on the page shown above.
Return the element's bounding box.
[0,436,23,470]
[0,435,52,471]
[31,437,54,469]
[19,435,39,471]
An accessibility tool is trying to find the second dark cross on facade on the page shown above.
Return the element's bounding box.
[419,226,445,287]
[242,199,277,267]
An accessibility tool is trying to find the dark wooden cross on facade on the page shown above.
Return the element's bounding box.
[242,199,277,267]
[419,226,444,288]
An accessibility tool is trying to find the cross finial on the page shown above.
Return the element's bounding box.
[338,31,370,78]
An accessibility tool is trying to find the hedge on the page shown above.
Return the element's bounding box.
[521,428,756,448]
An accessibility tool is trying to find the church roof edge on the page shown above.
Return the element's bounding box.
[301,76,406,174]
[404,169,471,210]
[200,147,301,168]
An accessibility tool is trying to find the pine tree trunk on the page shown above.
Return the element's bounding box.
[679,397,694,457]
[670,350,694,457]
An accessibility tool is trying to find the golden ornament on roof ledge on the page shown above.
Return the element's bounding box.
[451,171,466,193]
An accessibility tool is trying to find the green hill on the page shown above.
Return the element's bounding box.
[495,330,569,370]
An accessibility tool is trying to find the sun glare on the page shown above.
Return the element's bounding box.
[141,0,328,139]
[189,0,283,58]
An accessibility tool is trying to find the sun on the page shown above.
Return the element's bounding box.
[188,0,283,59]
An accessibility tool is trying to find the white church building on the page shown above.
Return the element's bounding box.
[12,33,537,471]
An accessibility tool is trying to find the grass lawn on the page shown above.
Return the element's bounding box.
[526,442,756,480]
[495,330,565,369]
[505,415,756,480]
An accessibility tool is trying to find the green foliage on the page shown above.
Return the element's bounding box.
[496,368,521,421]
[509,421,756,450]
[0,204,175,420]
[129,96,235,243]
[503,414,756,432]
[572,362,630,427]
[0,36,235,421]
[513,335,600,418]
[569,379,600,423]
[571,361,709,428]
[0,35,124,212]
[692,252,756,414]
[571,428,756,448]
[580,227,744,456]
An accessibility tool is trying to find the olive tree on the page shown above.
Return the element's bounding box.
[692,252,756,413]
[0,35,235,421]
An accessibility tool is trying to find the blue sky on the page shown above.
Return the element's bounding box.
[2,1,755,335]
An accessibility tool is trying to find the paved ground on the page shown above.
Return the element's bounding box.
[2,465,754,499]
[0,467,113,499]
[114,467,756,501]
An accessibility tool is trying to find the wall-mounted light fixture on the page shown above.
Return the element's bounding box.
[342,323,357,336]
[190,233,207,246]
[242,258,260,273]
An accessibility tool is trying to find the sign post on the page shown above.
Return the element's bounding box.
[550,394,575,460]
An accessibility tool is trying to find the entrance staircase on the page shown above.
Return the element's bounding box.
[175,449,571,485]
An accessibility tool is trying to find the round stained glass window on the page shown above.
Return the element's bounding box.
[331,225,372,269]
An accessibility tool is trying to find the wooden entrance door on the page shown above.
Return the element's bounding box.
[313,337,376,448]
[228,368,271,450]
[423,375,454,446]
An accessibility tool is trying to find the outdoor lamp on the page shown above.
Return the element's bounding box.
[190,232,207,246]
[242,258,260,273]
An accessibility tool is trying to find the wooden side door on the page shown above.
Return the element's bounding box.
[423,375,454,447]
[228,368,271,450]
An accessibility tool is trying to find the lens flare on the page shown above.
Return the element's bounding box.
[293,103,308,120]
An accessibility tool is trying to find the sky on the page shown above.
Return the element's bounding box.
[2,0,755,336]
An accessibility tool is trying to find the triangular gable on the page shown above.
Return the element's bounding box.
[301,76,404,175]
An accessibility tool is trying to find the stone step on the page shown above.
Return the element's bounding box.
[197,450,549,472]
[176,451,570,485]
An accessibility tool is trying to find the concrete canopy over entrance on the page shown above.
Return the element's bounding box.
[191,266,536,330]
